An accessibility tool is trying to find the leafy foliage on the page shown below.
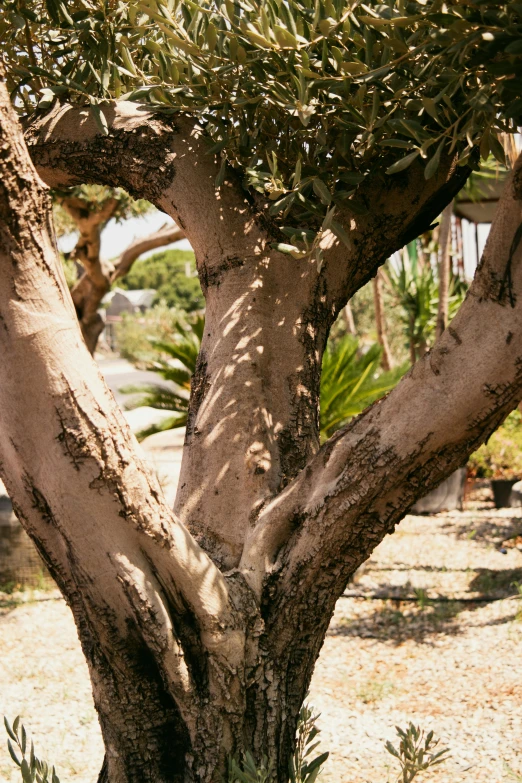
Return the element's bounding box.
[289,704,329,783]
[115,302,192,361]
[1,1,520,251]
[121,312,203,440]
[385,722,449,783]
[121,248,205,311]
[468,409,522,480]
[320,334,405,440]
[385,241,467,362]
[52,184,153,237]
[4,716,60,783]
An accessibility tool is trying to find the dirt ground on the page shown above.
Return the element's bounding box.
[1,491,522,783]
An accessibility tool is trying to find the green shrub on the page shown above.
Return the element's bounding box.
[120,248,204,312]
[468,410,522,479]
[121,313,204,440]
[320,335,406,441]
[228,704,328,783]
[386,723,449,783]
[115,302,192,364]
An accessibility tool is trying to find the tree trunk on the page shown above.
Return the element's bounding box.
[65,199,185,355]
[3,91,522,783]
[344,301,356,335]
[372,269,394,370]
[436,201,453,340]
[61,195,118,352]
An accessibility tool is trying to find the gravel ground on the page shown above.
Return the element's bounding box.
[1,495,521,783]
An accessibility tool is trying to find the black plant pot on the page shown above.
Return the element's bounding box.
[491,478,519,509]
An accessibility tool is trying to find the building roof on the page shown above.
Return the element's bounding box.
[103,288,157,308]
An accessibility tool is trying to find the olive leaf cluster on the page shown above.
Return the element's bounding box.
[385,722,449,783]
[4,716,60,783]
[1,0,521,246]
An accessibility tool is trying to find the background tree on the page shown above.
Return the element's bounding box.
[120,248,205,312]
[372,268,395,370]
[435,201,454,340]
[52,185,185,352]
[0,2,522,782]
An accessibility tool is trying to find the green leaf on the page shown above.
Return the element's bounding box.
[215,157,227,188]
[489,133,506,165]
[312,178,332,205]
[331,220,352,250]
[506,39,522,54]
[4,717,17,742]
[8,739,22,767]
[386,151,420,175]
[21,758,34,783]
[424,140,444,180]
[269,192,296,216]
[421,97,440,122]
[273,242,301,254]
[89,105,109,136]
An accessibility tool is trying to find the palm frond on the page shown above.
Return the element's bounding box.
[320,336,406,441]
[135,413,188,442]
[121,384,189,413]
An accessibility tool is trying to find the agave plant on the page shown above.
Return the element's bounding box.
[121,314,204,440]
[385,244,468,364]
[320,335,405,441]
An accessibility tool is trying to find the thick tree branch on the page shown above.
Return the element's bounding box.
[24,100,474,574]
[0,79,241,710]
[63,195,118,286]
[112,223,185,281]
[241,156,522,607]
[25,101,265,276]
[320,153,472,315]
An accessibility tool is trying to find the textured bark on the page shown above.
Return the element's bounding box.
[0,90,520,783]
[436,202,453,340]
[372,270,394,370]
[25,100,473,569]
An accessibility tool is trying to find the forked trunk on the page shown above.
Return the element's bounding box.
[2,88,522,783]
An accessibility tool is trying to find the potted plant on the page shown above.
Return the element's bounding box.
[468,410,522,508]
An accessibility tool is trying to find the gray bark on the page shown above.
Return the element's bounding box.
[1,91,521,783]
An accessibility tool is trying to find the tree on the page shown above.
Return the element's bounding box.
[121,248,205,312]
[0,2,522,782]
[372,268,395,370]
[53,185,185,353]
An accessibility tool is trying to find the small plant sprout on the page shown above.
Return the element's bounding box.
[386,723,449,783]
[413,588,430,611]
[228,751,272,783]
[289,704,329,783]
[228,703,328,783]
[4,716,60,783]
